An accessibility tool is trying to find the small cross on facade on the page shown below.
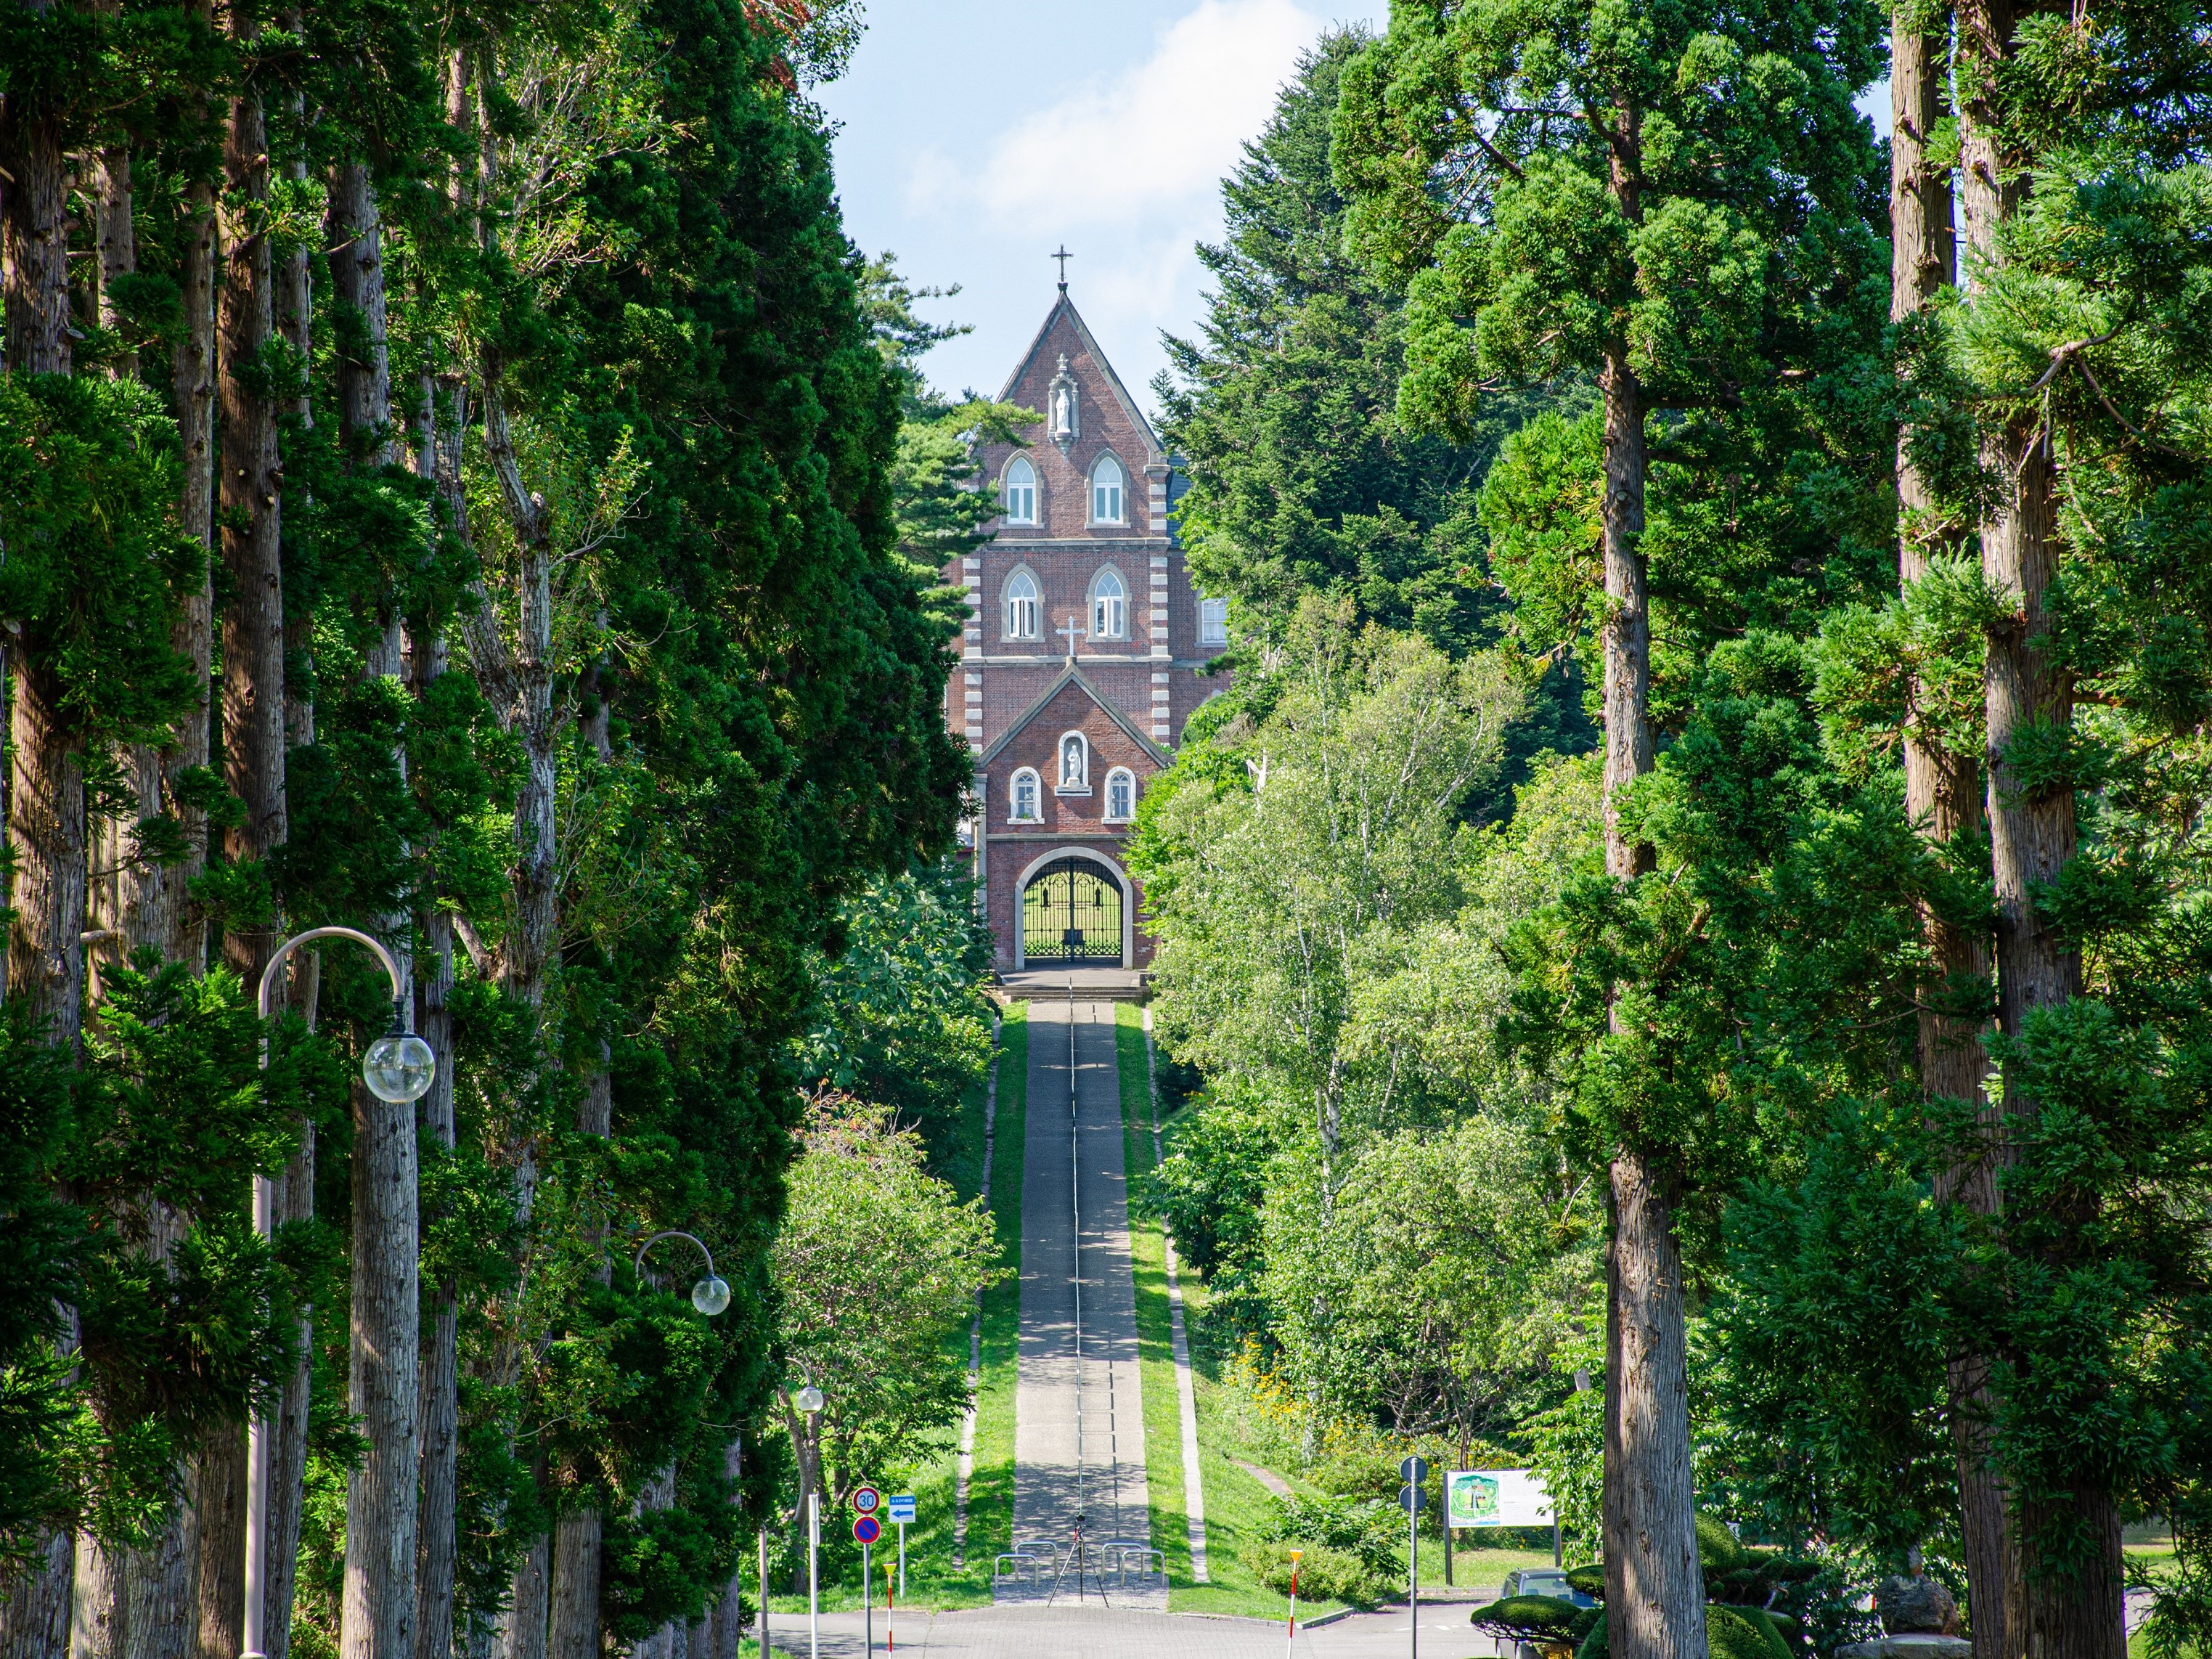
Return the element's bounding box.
[1053,244,1072,290]
[1057,612,1087,661]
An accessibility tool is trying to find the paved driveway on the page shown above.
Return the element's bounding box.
[1003,1000,1162,1608]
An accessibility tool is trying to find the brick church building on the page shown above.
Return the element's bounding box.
[947,282,1230,973]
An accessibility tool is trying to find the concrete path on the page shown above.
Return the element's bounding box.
[1001,999,1163,1608]
[1232,1460,1293,1499]
[763,1603,1504,1658]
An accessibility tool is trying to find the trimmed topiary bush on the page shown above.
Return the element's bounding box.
[1470,1594,1593,1644]
[1710,1605,1793,1659]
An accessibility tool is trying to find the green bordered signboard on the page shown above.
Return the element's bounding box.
[1447,1469,1554,1528]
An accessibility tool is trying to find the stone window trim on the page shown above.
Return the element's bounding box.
[1009,767,1042,823]
[1104,767,1137,823]
[1001,454,1039,526]
[1199,595,1229,645]
[1087,564,1130,641]
[1088,452,1128,526]
[1002,565,1042,641]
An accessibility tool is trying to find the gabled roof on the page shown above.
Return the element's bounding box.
[996,292,1163,462]
[978,664,1172,770]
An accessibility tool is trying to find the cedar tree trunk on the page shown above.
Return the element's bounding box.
[1959,0,2123,1652]
[165,146,219,974]
[544,1509,602,1659]
[1595,105,1705,1659]
[203,51,285,1653]
[343,1058,423,1659]
[1893,20,2015,1657]
[412,408,462,1659]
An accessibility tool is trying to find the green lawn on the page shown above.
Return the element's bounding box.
[1111,1006,1192,1590]
[1112,1003,1359,1622]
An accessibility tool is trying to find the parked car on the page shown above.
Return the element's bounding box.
[1493,1568,1599,1659]
[1500,1568,1597,1609]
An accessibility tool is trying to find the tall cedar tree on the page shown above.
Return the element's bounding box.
[1881,6,2019,1652]
[1,0,960,1656]
[1938,0,2212,1648]
[1332,5,1883,1657]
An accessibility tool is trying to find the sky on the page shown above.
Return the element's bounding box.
[814,0,1390,415]
[815,1,1890,420]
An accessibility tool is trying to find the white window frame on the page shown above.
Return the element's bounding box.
[1089,566,1128,641]
[1056,731,1090,791]
[1009,767,1042,822]
[1003,567,1041,641]
[1089,454,1127,526]
[1199,596,1228,645]
[1002,456,1037,525]
[1104,767,1136,823]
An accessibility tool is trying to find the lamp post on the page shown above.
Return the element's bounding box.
[793,1385,825,1659]
[632,1229,732,1315]
[243,927,434,1659]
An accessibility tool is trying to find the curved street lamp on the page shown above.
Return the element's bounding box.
[633,1228,732,1316]
[243,927,433,1659]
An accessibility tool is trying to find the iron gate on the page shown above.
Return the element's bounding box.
[1021,857,1124,966]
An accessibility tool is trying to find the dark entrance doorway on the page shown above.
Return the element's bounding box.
[1021,857,1124,966]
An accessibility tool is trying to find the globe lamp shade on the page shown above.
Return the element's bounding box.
[362,1032,436,1104]
[691,1276,732,1316]
[794,1385,825,1414]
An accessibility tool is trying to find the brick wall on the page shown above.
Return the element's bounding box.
[944,293,1229,971]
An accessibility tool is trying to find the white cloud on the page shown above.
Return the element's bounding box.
[914,0,1322,229]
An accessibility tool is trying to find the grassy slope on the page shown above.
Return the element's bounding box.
[767,1006,1028,1616]
[960,1003,1027,1598]
[1112,1003,1355,1622]
[1111,1008,1190,1588]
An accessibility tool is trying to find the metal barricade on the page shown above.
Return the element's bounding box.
[1098,1540,1167,1586]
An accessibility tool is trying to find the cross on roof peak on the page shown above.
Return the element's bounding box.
[1053,244,1072,291]
[1057,612,1087,662]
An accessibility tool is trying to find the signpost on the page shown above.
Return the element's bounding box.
[855,1514,882,1655]
[887,1494,916,1598]
[1399,1456,1429,1659]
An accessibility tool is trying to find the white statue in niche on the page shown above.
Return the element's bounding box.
[1061,733,1085,788]
[1048,354,1078,444]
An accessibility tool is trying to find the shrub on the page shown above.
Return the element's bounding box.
[1264,1493,1405,1581]
[1245,1539,1392,1607]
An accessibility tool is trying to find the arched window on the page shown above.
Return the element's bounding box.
[1105,768,1136,822]
[1199,596,1228,645]
[1058,732,1088,791]
[1010,768,1041,821]
[1003,456,1036,524]
[1090,568,1127,641]
[1003,568,1040,640]
[1090,455,1126,524]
